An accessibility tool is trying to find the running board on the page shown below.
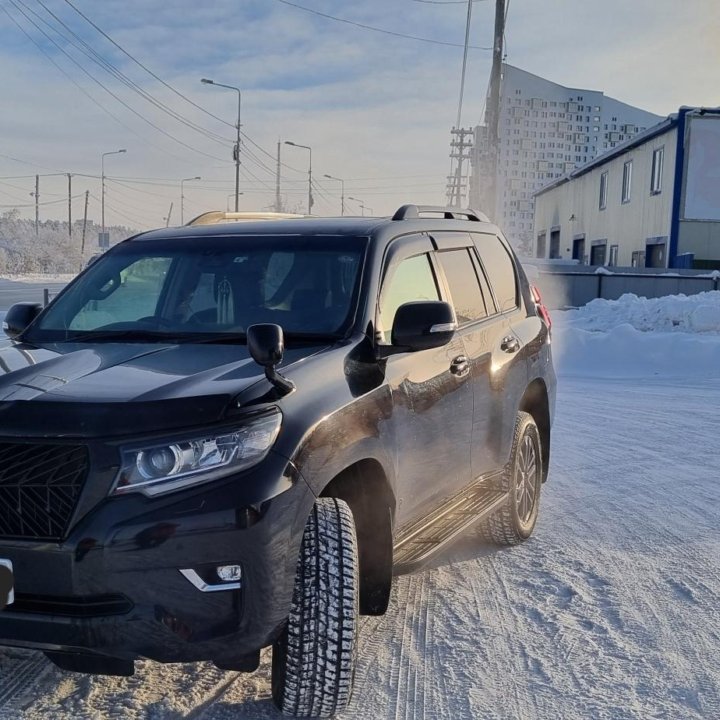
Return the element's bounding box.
[393,476,507,575]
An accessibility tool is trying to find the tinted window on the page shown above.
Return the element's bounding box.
[378,254,439,343]
[437,249,487,324]
[472,234,518,311]
[28,236,365,342]
[68,257,172,330]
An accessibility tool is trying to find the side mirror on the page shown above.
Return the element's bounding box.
[246,324,295,396]
[247,323,284,368]
[391,301,457,352]
[3,302,43,339]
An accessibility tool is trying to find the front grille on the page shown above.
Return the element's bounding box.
[0,442,88,540]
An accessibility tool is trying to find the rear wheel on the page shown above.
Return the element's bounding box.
[481,411,542,546]
[271,497,359,718]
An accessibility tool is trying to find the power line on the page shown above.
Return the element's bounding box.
[89,192,147,228]
[0,192,85,209]
[60,0,300,177]
[274,0,492,49]
[5,0,231,164]
[1,5,189,163]
[61,0,235,131]
[33,0,232,147]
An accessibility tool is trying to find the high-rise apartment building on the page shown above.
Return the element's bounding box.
[469,64,662,251]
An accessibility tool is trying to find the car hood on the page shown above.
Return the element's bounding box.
[0,340,328,438]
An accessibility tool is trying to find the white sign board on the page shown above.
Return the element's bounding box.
[683,115,720,221]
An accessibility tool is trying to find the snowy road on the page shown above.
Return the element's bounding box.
[0,372,718,719]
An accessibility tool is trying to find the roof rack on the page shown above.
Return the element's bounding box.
[391,205,489,223]
[186,210,306,226]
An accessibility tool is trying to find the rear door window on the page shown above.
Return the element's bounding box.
[436,249,488,324]
[471,234,518,312]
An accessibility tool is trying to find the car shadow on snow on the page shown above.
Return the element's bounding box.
[410,528,514,575]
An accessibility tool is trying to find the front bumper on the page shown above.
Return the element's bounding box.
[0,449,315,665]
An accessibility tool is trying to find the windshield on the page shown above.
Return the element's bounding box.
[26,235,366,343]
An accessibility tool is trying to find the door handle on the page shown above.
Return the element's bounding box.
[500,335,521,353]
[450,355,470,377]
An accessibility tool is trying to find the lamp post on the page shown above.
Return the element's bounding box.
[227,192,244,211]
[323,173,345,216]
[201,78,241,212]
[101,148,126,235]
[180,176,201,224]
[285,141,313,214]
[348,196,372,216]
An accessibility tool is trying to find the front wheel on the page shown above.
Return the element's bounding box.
[271,497,359,718]
[481,411,543,546]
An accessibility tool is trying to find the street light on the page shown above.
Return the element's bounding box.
[101,148,126,235]
[227,192,244,211]
[324,174,345,216]
[285,141,313,214]
[201,78,241,212]
[180,176,201,224]
[348,196,372,216]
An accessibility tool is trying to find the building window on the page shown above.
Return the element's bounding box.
[535,232,546,258]
[590,241,607,266]
[608,244,619,267]
[651,147,664,194]
[622,160,633,203]
[549,229,561,259]
[631,250,646,268]
[599,171,608,210]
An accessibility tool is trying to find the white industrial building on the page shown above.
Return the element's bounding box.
[533,107,720,269]
[469,64,662,251]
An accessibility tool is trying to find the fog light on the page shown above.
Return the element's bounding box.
[217,564,242,582]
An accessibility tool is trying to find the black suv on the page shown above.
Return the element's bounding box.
[0,205,555,717]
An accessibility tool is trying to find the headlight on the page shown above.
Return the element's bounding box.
[113,412,282,496]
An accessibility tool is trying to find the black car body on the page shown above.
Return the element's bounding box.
[0,205,555,715]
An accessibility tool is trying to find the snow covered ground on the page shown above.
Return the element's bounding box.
[0,292,718,718]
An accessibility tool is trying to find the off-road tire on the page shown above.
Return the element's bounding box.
[481,411,542,546]
[271,497,359,718]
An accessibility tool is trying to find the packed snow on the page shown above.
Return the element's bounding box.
[553,291,720,379]
[0,289,718,719]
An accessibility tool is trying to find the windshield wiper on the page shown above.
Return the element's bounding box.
[282,332,342,342]
[60,329,240,344]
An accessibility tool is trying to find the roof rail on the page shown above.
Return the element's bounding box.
[391,205,489,223]
[186,210,306,226]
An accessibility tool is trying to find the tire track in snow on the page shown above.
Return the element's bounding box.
[0,652,53,717]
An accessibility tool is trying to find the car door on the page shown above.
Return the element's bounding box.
[432,232,525,479]
[377,235,473,530]
[465,232,529,479]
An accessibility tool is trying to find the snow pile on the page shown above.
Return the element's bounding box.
[564,291,720,333]
[554,291,720,379]
[0,273,76,283]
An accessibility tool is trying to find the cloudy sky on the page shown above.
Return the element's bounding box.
[0,0,717,231]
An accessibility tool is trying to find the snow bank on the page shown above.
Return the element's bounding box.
[562,291,720,333]
[554,291,720,379]
[0,273,76,283]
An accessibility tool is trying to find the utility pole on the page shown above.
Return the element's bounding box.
[446,127,474,207]
[275,141,282,213]
[482,0,506,220]
[67,173,72,237]
[201,79,241,211]
[34,175,39,235]
[165,202,173,227]
[80,190,89,265]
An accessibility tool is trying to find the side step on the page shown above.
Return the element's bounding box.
[393,476,507,575]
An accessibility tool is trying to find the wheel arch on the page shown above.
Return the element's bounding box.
[320,459,395,616]
[518,378,551,482]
